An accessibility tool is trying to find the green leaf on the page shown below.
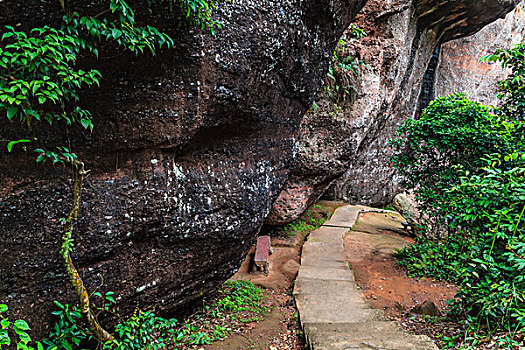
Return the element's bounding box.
[15,330,31,343]
[14,319,30,331]
[0,329,11,345]
[0,304,7,313]
[6,106,17,120]
[7,139,31,152]
[80,118,92,130]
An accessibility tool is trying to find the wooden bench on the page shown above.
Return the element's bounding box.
[253,235,272,274]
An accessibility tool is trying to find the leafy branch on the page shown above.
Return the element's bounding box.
[0,0,177,344]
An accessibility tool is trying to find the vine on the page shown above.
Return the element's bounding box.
[1,0,220,345]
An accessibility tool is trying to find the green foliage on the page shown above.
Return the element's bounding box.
[394,154,525,339]
[148,0,222,34]
[482,42,525,121]
[214,280,266,316]
[278,204,333,238]
[394,235,471,282]
[43,301,89,350]
[104,310,178,350]
[392,45,525,343]
[0,0,174,163]
[323,24,367,105]
[391,93,521,229]
[0,304,43,350]
[177,0,223,34]
[37,280,267,349]
[1,1,221,346]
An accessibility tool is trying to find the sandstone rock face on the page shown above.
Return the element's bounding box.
[0,0,365,336]
[267,0,521,225]
[436,3,525,105]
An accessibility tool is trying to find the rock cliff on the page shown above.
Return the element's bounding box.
[1,0,522,338]
[267,0,522,225]
[436,4,525,105]
[0,0,365,337]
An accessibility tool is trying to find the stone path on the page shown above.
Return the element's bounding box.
[293,205,439,350]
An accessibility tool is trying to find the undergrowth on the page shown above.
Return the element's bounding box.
[392,41,525,349]
[277,204,333,239]
[0,280,267,349]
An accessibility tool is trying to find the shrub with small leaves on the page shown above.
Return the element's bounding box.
[42,301,89,350]
[0,304,43,350]
[103,310,178,350]
[391,93,522,231]
[482,42,525,121]
[392,44,525,344]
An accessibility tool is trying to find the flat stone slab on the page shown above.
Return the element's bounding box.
[325,206,360,228]
[296,300,383,324]
[304,322,438,350]
[297,266,356,281]
[293,278,359,296]
[294,204,438,350]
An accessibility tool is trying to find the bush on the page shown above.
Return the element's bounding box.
[395,154,525,332]
[391,93,521,230]
[32,280,266,349]
[482,42,525,121]
[392,43,525,341]
[0,304,43,350]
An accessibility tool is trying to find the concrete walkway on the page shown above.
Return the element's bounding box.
[294,205,439,350]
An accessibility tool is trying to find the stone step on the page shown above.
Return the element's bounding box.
[295,295,383,324]
[293,278,361,297]
[303,321,439,350]
[300,253,348,268]
[297,266,356,281]
[308,226,349,242]
[295,204,438,350]
[325,206,360,228]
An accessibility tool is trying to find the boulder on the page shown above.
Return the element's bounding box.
[410,300,442,317]
[392,192,421,229]
[0,0,364,337]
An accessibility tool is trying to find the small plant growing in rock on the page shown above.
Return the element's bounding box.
[323,24,367,105]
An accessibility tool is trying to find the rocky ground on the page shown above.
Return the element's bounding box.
[179,205,525,350]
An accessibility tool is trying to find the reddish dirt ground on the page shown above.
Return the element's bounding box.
[344,211,458,319]
[190,201,343,350]
[344,211,525,349]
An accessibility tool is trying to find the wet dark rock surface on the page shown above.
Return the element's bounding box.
[0,0,364,337]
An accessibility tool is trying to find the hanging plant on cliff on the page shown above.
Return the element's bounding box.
[323,24,367,105]
[0,0,220,346]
